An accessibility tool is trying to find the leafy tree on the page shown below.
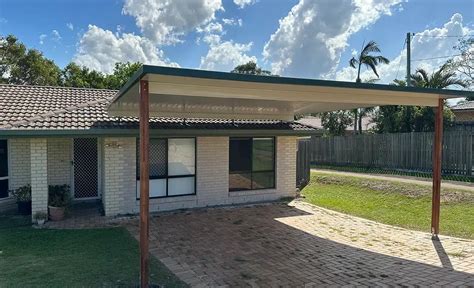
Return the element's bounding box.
[231,61,272,75]
[446,38,474,96]
[1,35,61,86]
[374,65,465,133]
[105,62,142,89]
[62,63,107,89]
[320,111,353,136]
[349,41,389,133]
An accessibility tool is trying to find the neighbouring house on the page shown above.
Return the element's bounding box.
[297,115,375,133]
[0,84,316,216]
[452,100,474,123]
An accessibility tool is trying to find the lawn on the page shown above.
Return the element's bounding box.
[0,216,187,288]
[301,172,474,239]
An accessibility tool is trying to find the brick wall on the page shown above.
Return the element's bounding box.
[102,136,298,216]
[9,138,31,190]
[47,138,71,186]
[30,138,48,218]
[102,137,136,216]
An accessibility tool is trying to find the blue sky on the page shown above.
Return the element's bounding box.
[0,0,473,84]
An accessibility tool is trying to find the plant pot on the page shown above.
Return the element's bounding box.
[37,219,46,226]
[48,206,66,221]
[18,201,32,215]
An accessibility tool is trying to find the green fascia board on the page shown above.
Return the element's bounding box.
[0,128,321,138]
[113,65,474,106]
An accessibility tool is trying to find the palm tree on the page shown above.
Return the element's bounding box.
[349,41,389,133]
[349,41,390,83]
[411,64,468,89]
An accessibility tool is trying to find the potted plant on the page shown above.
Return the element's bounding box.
[48,184,70,221]
[11,185,32,215]
[34,211,48,226]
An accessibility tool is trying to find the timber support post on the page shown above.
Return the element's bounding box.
[139,80,150,287]
[431,97,443,240]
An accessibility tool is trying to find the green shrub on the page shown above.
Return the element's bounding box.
[48,185,71,207]
[11,185,31,202]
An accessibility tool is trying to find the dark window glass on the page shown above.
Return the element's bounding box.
[0,180,7,198]
[229,173,252,191]
[136,138,196,198]
[229,137,275,191]
[252,172,274,189]
[252,138,274,172]
[229,138,251,172]
[136,139,167,179]
[0,140,7,178]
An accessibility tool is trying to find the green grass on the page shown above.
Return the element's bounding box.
[301,172,474,239]
[0,216,187,288]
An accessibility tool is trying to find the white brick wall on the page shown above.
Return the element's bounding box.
[102,136,298,216]
[9,138,31,190]
[47,138,71,186]
[103,138,136,216]
[30,138,48,218]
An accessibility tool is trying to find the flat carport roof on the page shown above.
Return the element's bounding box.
[107,65,473,288]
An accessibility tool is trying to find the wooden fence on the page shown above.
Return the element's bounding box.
[296,138,311,189]
[309,131,473,177]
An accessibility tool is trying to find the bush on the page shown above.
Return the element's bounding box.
[48,185,71,207]
[34,211,48,220]
[11,185,31,202]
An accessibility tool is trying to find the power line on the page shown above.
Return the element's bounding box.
[411,54,462,62]
[413,34,473,38]
[394,39,407,80]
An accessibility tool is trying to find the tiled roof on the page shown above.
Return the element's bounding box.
[0,84,315,132]
[452,101,474,111]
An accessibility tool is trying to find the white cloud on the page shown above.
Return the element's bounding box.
[335,13,474,85]
[233,0,256,9]
[196,22,223,34]
[222,18,243,27]
[39,34,47,45]
[200,41,257,71]
[73,25,178,74]
[263,0,404,78]
[66,23,74,31]
[52,30,62,42]
[122,0,223,45]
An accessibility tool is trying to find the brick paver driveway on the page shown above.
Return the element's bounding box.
[127,200,474,287]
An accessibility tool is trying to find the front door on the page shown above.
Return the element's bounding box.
[0,140,8,199]
[73,138,98,199]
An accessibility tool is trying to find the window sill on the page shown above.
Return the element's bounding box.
[228,188,276,197]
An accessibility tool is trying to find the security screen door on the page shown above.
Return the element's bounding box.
[0,140,8,199]
[73,138,99,199]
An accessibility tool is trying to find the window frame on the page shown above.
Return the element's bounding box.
[229,137,276,192]
[136,137,197,199]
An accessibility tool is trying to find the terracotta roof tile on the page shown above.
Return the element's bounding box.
[0,84,315,132]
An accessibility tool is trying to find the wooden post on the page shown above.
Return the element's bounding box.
[431,97,443,239]
[139,80,150,287]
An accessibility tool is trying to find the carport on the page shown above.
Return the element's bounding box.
[107,65,472,287]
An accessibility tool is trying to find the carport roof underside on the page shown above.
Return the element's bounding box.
[107,65,473,121]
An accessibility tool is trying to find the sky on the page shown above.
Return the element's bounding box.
[0,0,473,87]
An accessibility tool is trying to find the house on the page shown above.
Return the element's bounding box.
[452,100,474,123]
[0,83,316,216]
[297,115,375,133]
[0,65,470,235]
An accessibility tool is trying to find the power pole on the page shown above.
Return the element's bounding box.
[406,32,412,87]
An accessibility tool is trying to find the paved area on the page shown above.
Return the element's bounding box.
[312,169,474,191]
[125,201,474,287]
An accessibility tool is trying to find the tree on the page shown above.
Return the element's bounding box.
[320,111,353,136]
[105,62,142,89]
[374,65,465,133]
[1,35,61,86]
[446,38,474,96]
[62,63,107,89]
[231,61,272,75]
[349,41,390,133]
